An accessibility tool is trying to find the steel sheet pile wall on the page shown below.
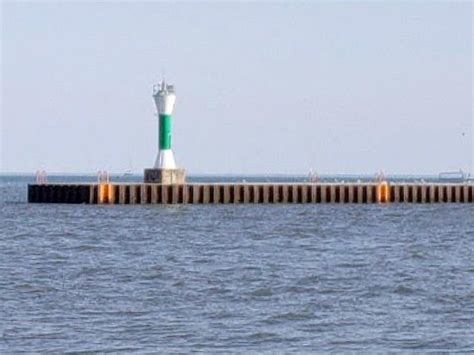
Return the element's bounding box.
[28,183,474,204]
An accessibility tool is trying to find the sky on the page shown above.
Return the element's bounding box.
[1,1,472,175]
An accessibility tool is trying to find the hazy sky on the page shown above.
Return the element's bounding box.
[1,1,472,175]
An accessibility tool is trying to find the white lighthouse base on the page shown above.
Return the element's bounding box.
[154,149,176,169]
[147,149,185,184]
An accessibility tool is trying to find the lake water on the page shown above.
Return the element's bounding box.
[1,175,473,352]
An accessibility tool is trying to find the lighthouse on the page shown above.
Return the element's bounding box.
[144,78,186,184]
[153,80,177,169]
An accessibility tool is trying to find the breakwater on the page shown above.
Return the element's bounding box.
[28,183,474,204]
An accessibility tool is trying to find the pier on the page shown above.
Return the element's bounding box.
[28,183,474,204]
[26,80,474,206]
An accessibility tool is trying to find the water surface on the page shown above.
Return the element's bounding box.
[1,175,473,352]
